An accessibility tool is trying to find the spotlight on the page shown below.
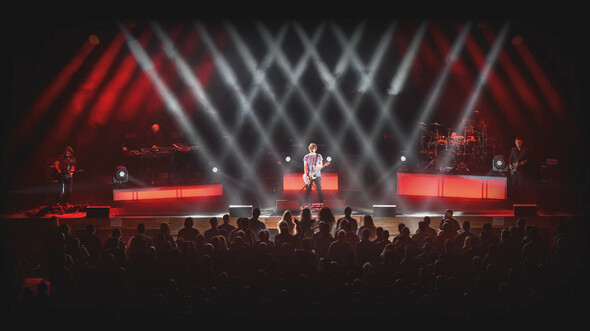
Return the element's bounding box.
[400,155,407,162]
[113,166,128,185]
[492,155,508,172]
[326,156,332,162]
[285,156,291,162]
[212,166,219,173]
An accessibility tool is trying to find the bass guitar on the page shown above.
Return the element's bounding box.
[303,162,330,185]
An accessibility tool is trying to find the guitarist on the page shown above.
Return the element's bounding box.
[53,146,77,205]
[508,137,530,203]
[303,143,324,205]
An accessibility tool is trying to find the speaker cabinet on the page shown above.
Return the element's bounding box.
[373,205,397,217]
[229,205,252,218]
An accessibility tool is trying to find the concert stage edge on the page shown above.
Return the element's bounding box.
[2,173,586,279]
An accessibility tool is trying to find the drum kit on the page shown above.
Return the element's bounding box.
[418,120,493,172]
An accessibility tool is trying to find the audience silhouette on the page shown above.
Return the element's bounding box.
[4,208,589,327]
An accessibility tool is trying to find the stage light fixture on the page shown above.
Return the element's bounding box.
[400,155,407,162]
[326,156,332,162]
[212,166,219,173]
[88,35,100,45]
[492,155,508,172]
[113,166,128,184]
[285,156,291,162]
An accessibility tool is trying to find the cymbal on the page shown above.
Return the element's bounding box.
[429,122,444,127]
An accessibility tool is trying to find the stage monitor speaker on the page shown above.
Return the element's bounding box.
[323,199,346,214]
[229,205,252,218]
[373,205,397,217]
[86,206,110,218]
[513,204,537,217]
[276,200,300,215]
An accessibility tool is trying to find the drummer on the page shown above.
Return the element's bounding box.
[460,110,486,137]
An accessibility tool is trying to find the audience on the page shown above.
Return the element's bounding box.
[438,208,460,233]
[217,214,235,239]
[358,214,377,241]
[248,208,266,241]
[203,217,220,242]
[127,223,153,255]
[312,221,334,260]
[335,206,358,235]
[4,208,588,328]
[177,217,200,242]
[79,223,102,265]
[455,220,479,251]
[420,215,438,240]
[296,207,316,238]
[327,230,354,266]
[318,207,336,235]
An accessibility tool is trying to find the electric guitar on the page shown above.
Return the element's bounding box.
[303,162,330,185]
[49,164,84,181]
[510,160,527,175]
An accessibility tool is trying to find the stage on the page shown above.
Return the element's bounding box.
[1,166,586,280]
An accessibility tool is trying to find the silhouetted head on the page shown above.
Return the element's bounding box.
[184,217,194,228]
[344,206,352,216]
[363,215,374,227]
[444,209,453,219]
[361,228,370,240]
[86,223,96,234]
[252,207,261,218]
[462,220,471,231]
[301,207,311,220]
[160,222,170,234]
[137,223,146,234]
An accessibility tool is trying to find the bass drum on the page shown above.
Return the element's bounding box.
[436,149,456,172]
